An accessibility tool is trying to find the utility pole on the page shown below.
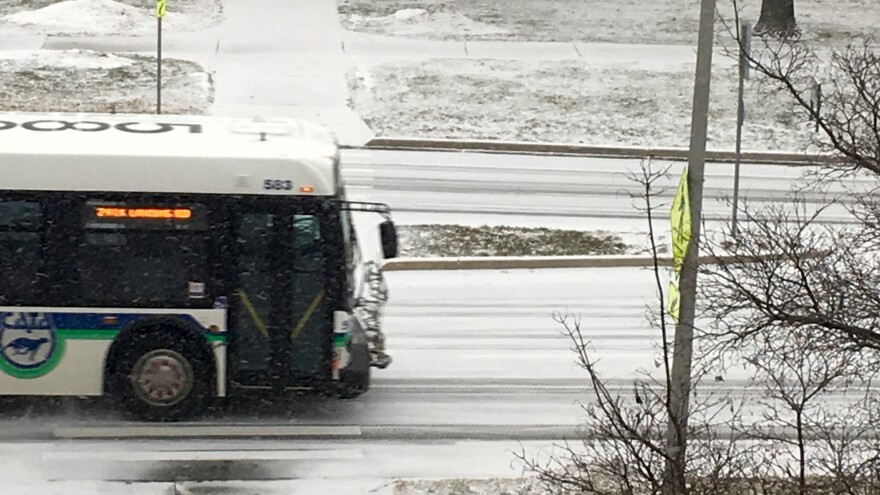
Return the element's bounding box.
[663,0,715,491]
[731,20,751,239]
[156,0,166,114]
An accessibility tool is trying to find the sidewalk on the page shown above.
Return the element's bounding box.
[9,0,376,145]
[1,0,727,146]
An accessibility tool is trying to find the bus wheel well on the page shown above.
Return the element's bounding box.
[103,317,216,397]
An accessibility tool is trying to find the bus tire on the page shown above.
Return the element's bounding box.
[112,330,212,421]
[338,343,370,399]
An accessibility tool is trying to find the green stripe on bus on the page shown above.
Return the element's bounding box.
[54,329,227,342]
[55,329,119,340]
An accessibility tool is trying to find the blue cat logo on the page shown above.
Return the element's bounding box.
[0,313,56,371]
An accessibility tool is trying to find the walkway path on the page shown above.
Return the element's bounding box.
[2,0,726,145]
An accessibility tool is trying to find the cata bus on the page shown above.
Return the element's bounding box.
[0,112,398,421]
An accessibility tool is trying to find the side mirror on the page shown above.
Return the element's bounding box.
[379,220,398,259]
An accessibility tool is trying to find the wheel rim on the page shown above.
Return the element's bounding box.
[130,349,194,407]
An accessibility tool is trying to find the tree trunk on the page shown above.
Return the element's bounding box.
[755,0,798,37]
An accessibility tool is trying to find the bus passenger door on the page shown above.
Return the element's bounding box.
[288,214,330,383]
[228,209,292,391]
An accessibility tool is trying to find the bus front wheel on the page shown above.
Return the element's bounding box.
[338,343,370,399]
[113,333,212,421]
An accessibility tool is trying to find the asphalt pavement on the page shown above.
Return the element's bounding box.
[342,148,869,236]
[0,266,868,492]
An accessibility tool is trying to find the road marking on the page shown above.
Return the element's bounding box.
[53,425,362,439]
[341,167,375,175]
[42,449,363,462]
[339,151,372,161]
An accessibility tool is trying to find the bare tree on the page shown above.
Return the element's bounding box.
[698,197,880,358]
[515,172,880,493]
[515,6,880,491]
[515,160,747,495]
[707,1,880,360]
[725,1,880,175]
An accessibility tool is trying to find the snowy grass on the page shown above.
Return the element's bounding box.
[348,58,815,152]
[337,0,880,45]
[393,477,542,495]
[399,224,630,257]
[0,50,213,114]
[0,0,223,35]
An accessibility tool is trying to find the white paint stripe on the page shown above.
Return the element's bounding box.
[340,151,372,160]
[53,425,362,439]
[342,167,375,175]
[43,449,363,462]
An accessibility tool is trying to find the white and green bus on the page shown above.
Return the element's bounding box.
[0,112,398,421]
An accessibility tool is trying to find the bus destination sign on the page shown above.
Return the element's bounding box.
[85,203,207,231]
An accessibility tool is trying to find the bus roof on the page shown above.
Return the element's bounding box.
[0,112,342,196]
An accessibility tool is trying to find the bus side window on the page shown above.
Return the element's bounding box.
[0,200,43,303]
[292,215,323,273]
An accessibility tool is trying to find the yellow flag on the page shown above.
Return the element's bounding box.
[670,167,691,276]
[666,279,681,324]
[156,0,166,18]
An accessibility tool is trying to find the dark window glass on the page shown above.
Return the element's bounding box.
[76,201,209,306]
[293,215,324,273]
[290,214,327,376]
[232,212,274,372]
[0,201,41,229]
[0,201,43,303]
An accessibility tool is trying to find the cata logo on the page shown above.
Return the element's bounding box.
[0,312,58,376]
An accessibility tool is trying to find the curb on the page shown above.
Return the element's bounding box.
[380,253,819,271]
[355,138,836,166]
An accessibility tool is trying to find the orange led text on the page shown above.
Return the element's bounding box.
[95,207,192,220]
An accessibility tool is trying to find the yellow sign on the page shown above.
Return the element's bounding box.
[156,0,166,18]
[670,167,691,275]
[666,279,681,323]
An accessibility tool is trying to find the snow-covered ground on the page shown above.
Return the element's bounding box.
[393,477,541,494]
[0,49,213,113]
[1,474,541,494]
[342,6,511,40]
[0,0,223,36]
[338,0,880,45]
[348,57,816,152]
[399,224,633,257]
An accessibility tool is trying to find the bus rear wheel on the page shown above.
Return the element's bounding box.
[114,335,211,421]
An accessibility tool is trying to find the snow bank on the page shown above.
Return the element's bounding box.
[0,49,133,69]
[392,8,429,22]
[394,477,543,495]
[348,8,509,39]
[0,0,224,36]
[2,0,152,36]
[0,49,213,115]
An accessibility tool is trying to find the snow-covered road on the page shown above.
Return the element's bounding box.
[342,149,869,233]
[0,267,868,493]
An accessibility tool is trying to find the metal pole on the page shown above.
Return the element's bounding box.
[663,0,715,491]
[731,21,750,239]
[157,17,162,114]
